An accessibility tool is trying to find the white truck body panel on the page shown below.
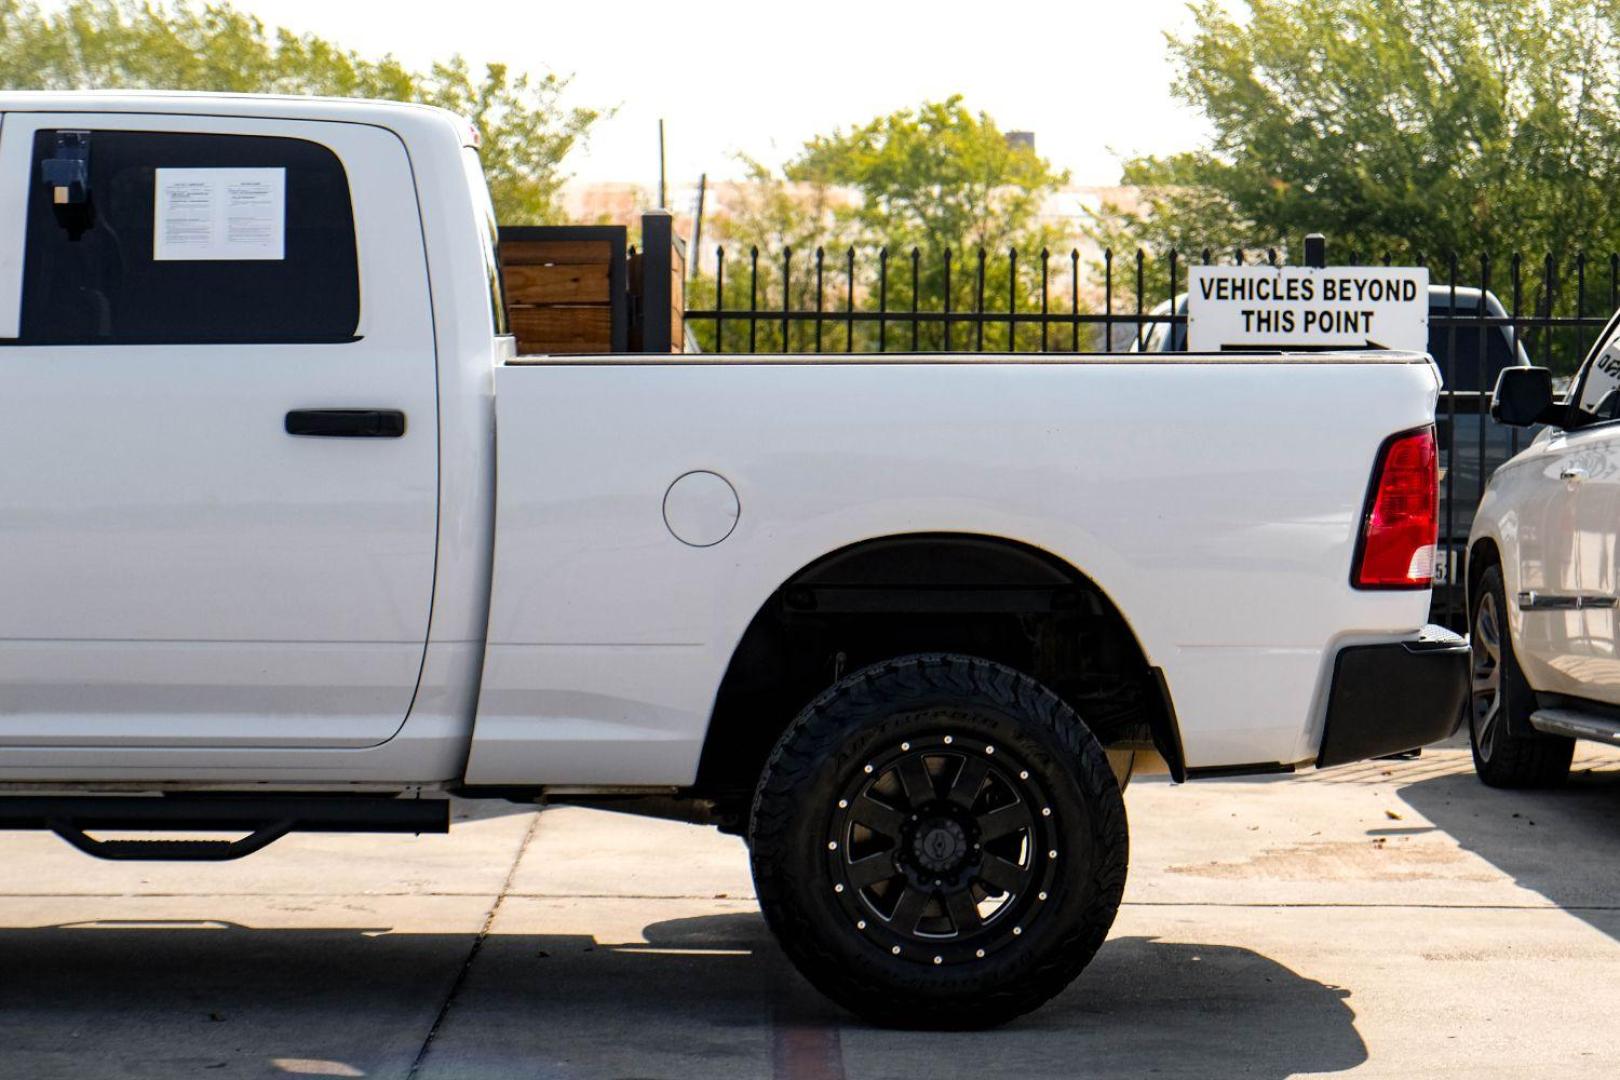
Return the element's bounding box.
[467,355,1440,785]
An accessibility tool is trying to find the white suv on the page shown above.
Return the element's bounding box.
[1466,313,1620,785]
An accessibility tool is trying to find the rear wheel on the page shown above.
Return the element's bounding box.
[1469,565,1573,787]
[749,653,1127,1028]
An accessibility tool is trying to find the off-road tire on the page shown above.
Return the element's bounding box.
[749,653,1128,1028]
[1469,565,1574,788]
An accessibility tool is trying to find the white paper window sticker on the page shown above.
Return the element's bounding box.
[153,167,285,261]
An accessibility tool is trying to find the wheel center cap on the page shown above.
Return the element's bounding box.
[913,818,968,872]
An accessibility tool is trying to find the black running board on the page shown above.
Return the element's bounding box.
[0,795,450,861]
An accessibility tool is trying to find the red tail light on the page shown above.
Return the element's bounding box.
[1353,426,1438,589]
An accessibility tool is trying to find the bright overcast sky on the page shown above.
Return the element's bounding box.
[224,0,1216,189]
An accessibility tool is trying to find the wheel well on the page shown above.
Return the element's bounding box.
[693,533,1183,809]
[1467,537,1501,617]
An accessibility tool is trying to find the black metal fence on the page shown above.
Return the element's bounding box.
[684,242,1620,629]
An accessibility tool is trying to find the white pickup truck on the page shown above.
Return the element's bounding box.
[0,92,1468,1028]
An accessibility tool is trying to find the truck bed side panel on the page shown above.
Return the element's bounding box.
[468,358,1439,784]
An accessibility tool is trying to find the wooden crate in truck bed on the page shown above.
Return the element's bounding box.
[498,225,628,354]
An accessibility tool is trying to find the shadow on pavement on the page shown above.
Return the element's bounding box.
[0,912,1367,1080]
[1399,759,1620,940]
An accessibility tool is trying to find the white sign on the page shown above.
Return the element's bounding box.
[153,167,285,261]
[1187,265,1428,352]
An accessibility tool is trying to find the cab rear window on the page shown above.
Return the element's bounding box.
[14,129,359,346]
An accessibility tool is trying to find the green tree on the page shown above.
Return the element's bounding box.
[0,0,598,222]
[692,97,1076,352]
[788,96,1068,255]
[1096,0,1620,306]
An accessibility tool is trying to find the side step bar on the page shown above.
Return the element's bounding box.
[1530,708,1620,745]
[0,795,450,862]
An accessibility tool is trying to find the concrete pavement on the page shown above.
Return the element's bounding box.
[0,741,1616,1079]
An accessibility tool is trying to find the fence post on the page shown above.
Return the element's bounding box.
[636,209,685,353]
[1304,233,1327,268]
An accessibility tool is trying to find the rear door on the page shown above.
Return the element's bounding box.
[1503,430,1591,697]
[1563,423,1620,700]
[1546,325,1620,702]
[0,112,438,749]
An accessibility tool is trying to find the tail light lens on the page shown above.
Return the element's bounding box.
[1353,426,1438,589]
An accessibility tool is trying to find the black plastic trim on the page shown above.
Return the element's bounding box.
[1149,667,1189,783]
[285,408,406,438]
[1316,625,1469,768]
[1185,762,1295,780]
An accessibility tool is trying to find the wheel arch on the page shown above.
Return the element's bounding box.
[694,532,1185,806]
[1466,535,1503,619]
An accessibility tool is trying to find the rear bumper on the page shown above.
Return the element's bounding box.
[1316,625,1470,768]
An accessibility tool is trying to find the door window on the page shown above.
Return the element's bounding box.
[14,129,358,345]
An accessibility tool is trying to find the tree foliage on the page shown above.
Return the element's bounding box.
[787,96,1068,256]
[692,97,1076,351]
[0,0,597,222]
[1098,0,1620,269]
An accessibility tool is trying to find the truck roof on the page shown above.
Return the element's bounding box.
[0,90,472,145]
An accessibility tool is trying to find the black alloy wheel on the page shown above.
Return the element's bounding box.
[828,733,1056,966]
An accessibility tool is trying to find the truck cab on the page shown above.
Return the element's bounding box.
[0,94,500,782]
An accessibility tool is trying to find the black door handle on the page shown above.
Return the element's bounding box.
[284,409,406,438]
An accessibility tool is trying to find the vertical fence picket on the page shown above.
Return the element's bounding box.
[975,247,987,352]
[1444,252,1459,620]
[1071,249,1081,352]
[1510,253,1523,458]
[1102,249,1113,352]
[1039,249,1050,353]
[910,248,920,353]
[1134,250,1145,350]
[1578,251,1588,326]
[1167,248,1179,349]
[780,247,791,353]
[1007,248,1018,352]
[748,246,759,354]
[813,247,825,354]
[845,247,856,352]
[1477,253,1492,532]
[714,247,725,354]
[878,247,889,354]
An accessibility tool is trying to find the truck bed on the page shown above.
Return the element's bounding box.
[466,350,1441,786]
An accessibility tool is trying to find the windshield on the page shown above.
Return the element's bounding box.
[1573,311,1620,415]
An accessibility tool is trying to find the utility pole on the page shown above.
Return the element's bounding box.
[657,119,667,209]
[689,173,707,282]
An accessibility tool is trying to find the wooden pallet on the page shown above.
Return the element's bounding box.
[498,225,627,354]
